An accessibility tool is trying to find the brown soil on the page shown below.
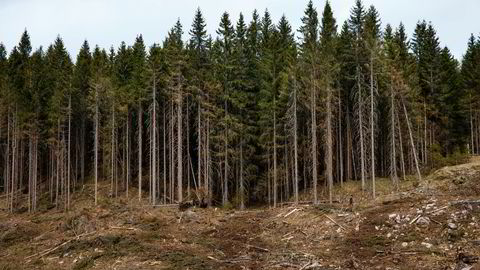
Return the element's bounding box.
[1,158,480,269]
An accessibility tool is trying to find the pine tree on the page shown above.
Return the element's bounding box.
[319,0,338,203]
[131,35,148,201]
[216,12,235,206]
[299,0,320,204]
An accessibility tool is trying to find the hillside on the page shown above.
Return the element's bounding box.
[1,158,479,269]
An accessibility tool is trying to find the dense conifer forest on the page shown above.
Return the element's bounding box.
[1,0,480,212]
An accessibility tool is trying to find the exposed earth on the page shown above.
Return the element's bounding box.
[1,158,480,269]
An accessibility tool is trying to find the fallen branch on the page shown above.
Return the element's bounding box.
[246,244,269,253]
[300,261,322,270]
[151,204,179,208]
[323,213,345,230]
[284,208,301,218]
[109,226,138,231]
[427,206,449,214]
[409,214,421,225]
[26,231,96,261]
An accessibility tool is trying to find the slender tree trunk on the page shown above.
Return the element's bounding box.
[326,86,333,203]
[338,93,343,187]
[370,55,375,199]
[402,98,422,182]
[177,91,183,202]
[94,86,99,205]
[293,80,299,204]
[163,104,166,204]
[346,105,352,181]
[240,142,244,210]
[152,74,156,205]
[391,86,398,188]
[111,102,115,199]
[138,101,143,201]
[223,101,228,205]
[67,96,71,210]
[311,74,318,204]
[424,100,427,165]
[273,96,277,208]
[198,103,201,191]
[357,69,366,193]
[126,110,129,198]
[5,111,10,209]
[470,98,474,154]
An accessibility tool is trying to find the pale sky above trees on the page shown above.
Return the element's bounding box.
[0,0,478,60]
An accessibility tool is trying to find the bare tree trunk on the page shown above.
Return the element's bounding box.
[338,93,343,187]
[370,56,376,199]
[470,97,474,154]
[177,91,183,202]
[390,86,398,188]
[358,71,366,193]
[311,74,318,204]
[273,96,277,208]
[424,100,427,165]
[67,96,71,210]
[346,105,352,181]
[223,101,228,205]
[402,98,422,182]
[56,119,60,208]
[198,103,201,191]
[138,101,143,201]
[5,111,10,210]
[163,104,166,204]
[111,102,115,199]
[240,142,244,210]
[326,86,333,203]
[126,110,129,198]
[94,86,99,205]
[293,80,299,204]
[152,74,156,205]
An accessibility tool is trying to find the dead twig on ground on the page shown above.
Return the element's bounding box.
[246,244,269,253]
[25,231,96,261]
[323,213,346,230]
[284,208,301,218]
[109,226,138,231]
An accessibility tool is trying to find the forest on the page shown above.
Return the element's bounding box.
[1,0,479,213]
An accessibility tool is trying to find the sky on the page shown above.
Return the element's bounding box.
[0,0,479,61]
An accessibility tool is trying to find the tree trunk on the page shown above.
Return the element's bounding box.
[67,96,71,210]
[402,98,422,182]
[240,142,244,210]
[326,86,333,203]
[311,74,318,204]
[370,55,375,199]
[177,91,183,202]
[293,79,299,204]
[273,96,277,208]
[390,86,398,188]
[94,86,99,205]
[152,74,156,205]
[357,69,366,193]
[126,109,129,198]
[223,101,228,206]
[138,101,143,201]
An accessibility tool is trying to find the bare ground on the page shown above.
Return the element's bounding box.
[1,158,480,269]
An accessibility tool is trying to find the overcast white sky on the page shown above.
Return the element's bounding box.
[0,0,478,61]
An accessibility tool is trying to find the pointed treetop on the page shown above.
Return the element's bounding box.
[320,0,337,46]
[189,8,207,51]
[299,0,319,49]
[19,29,32,57]
[364,5,381,40]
